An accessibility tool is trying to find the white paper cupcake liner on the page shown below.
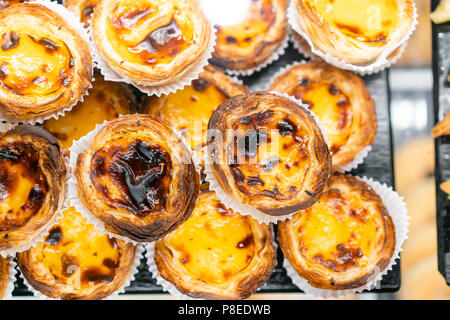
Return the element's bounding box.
[146,227,278,300]
[2,257,17,300]
[0,0,94,125]
[287,0,418,75]
[91,21,217,97]
[19,242,144,300]
[290,32,317,60]
[203,92,330,224]
[283,176,409,298]
[224,31,291,77]
[68,117,196,244]
[337,146,372,173]
[0,158,69,258]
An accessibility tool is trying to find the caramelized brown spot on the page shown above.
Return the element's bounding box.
[277,119,297,137]
[46,226,63,245]
[192,78,210,92]
[90,140,172,217]
[111,9,152,30]
[81,268,115,284]
[225,36,237,44]
[61,253,79,277]
[1,31,19,51]
[237,235,253,249]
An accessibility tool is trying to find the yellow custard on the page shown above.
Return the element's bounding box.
[43,76,131,149]
[106,0,194,66]
[38,207,120,288]
[306,0,399,45]
[149,78,228,151]
[0,20,73,96]
[216,0,276,50]
[294,183,380,272]
[161,191,255,284]
[289,80,353,155]
[0,142,47,232]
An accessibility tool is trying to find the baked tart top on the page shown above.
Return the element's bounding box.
[65,0,101,27]
[145,65,248,171]
[270,61,377,170]
[211,0,289,71]
[17,206,137,300]
[74,114,199,242]
[207,92,332,216]
[0,126,66,255]
[154,186,276,299]
[43,74,134,150]
[293,0,415,65]
[0,256,9,299]
[91,0,211,86]
[278,173,396,290]
[0,3,92,120]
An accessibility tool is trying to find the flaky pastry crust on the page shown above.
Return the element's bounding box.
[0,3,92,119]
[207,92,332,216]
[0,126,66,254]
[17,207,136,300]
[154,185,277,299]
[74,114,199,242]
[91,0,211,87]
[0,256,9,299]
[278,173,396,290]
[211,0,289,71]
[270,61,377,170]
[65,0,100,27]
[43,73,135,149]
[294,0,415,65]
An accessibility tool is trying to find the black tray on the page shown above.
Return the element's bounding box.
[432,0,450,286]
[12,42,400,296]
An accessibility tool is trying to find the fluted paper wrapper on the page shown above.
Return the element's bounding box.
[145,228,278,300]
[91,24,216,97]
[266,61,374,172]
[0,0,94,125]
[287,0,417,75]
[283,176,409,298]
[203,92,330,224]
[19,243,144,300]
[2,257,16,300]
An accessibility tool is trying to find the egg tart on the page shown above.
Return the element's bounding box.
[0,3,93,121]
[91,0,212,88]
[153,185,276,299]
[43,74,135,150]
[278,173,396,290]
[0,256,10,299]
[17,206,137,300]
[144,65,248,174]
[0,126,66,255]
[206,92,332,217]
[74,114,199,242]
[211,0,289,72]
[269,61,377,170]
[65,0,100,27]
[292,0,415,65]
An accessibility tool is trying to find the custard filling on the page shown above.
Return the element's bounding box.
[107,0,194,66]
[288,79,353,155]
[216,0,276,51]
[294,185,381,272]
[0,22,74,96]
[229,108,311,200]
[304,0,399,45]
[43,80,130,149]
[90,138,172,217]
[161,192,255,284]
[38,207,120,288]
[0,143,48,231]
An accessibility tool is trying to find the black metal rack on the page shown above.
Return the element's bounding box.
[432,0,450,286]
[12,42,400,296]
